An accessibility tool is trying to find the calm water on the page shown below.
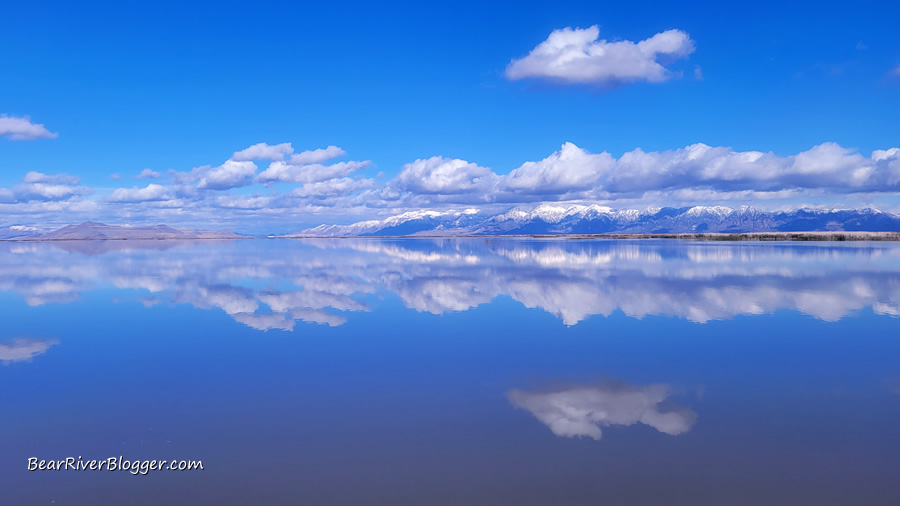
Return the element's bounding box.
[1,238,898,505]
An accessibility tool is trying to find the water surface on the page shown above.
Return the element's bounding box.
[1,238,898,505]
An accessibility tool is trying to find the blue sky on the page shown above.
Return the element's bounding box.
[2,0,900,232]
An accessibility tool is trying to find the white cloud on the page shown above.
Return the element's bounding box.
[0,338,60,364]
[13,183,85,202]
[394,156,498,195]
[380,142,900,206]
[137,168,161,179]
[873,148,900,161]
[502,142,614,195]
[290,177,375,198]
[23,172,79,185]
[232,142,294,162]
[508,383,697,440]
[197,160,258,190]
[0,115,58,140]
[289,145,346,165]
[0,200,101,223]
[257,160,369,184]
[610,142,900,193]
[214,195,274,209]
[107,183,171,203]
[231,143,346,165]
[0,140,374,226]
[3,137,899,230]
[506,26,695,86]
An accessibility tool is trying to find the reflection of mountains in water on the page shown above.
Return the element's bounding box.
[49,239,236,256]
[1,238,899,330]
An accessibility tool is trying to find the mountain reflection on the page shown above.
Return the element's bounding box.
[508,381,697,440]
[1,238,899,329]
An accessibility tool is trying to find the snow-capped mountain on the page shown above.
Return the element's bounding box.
[294,204,900,237]
[300,209,485,237]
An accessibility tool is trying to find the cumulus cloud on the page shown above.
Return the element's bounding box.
[246,145,367,187]
[380,141,900,206]
[137,169,161,179]
[13,183,86,202]
[5,137,900,228]
[214,195,274,209]
[508,382,697,440]
[174,145,360,191]
[232,143,346,165]
[0,338,60,364]
[232,142,294,161]
[506,26,695,86]
[0,141,364,226]
[107,183,171,203]
[608,142,900,193]
[392,156,498,196]
[0,115,58,140]
[0,140,377,226]
[257,160,370,184]
[197,160,258,190]
[289,145,346,165]
[23,172,79,185]
[502,142,614,195]
[290,177,376,199]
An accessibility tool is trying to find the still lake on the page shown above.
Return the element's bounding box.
[1,238,898,505]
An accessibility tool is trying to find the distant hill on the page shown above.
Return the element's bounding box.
[3,222,239,240]
[294,205,900,237]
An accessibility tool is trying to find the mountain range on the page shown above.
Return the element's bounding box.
[3,206,900,240]
[294,205,900,237]
[0,222,239,240]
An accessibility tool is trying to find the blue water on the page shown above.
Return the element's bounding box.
[1,238,898,505]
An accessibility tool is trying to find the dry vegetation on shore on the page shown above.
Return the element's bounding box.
[546,232,900,241]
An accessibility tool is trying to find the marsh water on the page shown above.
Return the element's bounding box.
[1,238,898,505]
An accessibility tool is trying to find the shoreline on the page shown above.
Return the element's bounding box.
[3,231,900,242]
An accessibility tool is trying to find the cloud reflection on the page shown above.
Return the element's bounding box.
[0,338,59,364]
[1,239,899,330]
[508,382,697,440]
